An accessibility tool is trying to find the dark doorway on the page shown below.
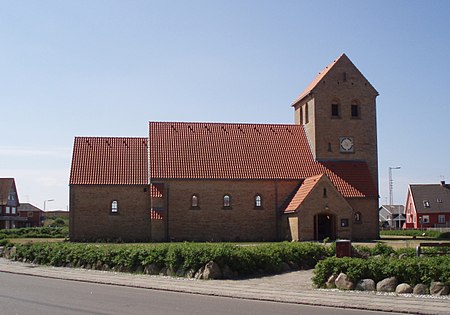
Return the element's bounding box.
[315,214,335,241]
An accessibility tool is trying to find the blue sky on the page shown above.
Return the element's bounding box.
[1,0,449,210]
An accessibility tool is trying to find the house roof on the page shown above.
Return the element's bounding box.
[0,178,17,206]
[149,121,377,198]
[291,53,378,106]
[18,203,43,213]
[284,174,324,212]
[379,205,405,214]
[70,137,149,185]
[409,183,450,214]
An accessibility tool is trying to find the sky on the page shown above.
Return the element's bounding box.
[1,0,449,211]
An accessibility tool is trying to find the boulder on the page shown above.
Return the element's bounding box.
[413,283,429,295]
[166,267,177,277]
[185,269,196,278]
[325,274,337,289]
[430,282,450,296]
[376,277,398,292]
[355,279,376,291]
[202,261,222,280]
[395,283,413,294]
[222,264,237,279]
[335,272,354,290]
[144,263,160,275]
[194,266,205,279]
[398,253,408,259]
[176,268,186,277]
[158,267,168,276]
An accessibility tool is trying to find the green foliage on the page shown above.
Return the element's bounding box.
[0,227,68,239]
[11,242,333,277]
[380,229,449,239]
[313,256,450,287]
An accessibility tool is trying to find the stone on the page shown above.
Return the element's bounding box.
[398,253,408,259]
[430,282,449,296]
[395,283,413,294]
[335,272,354,290]
[202,261,222,280]
[166,267,176,277]
[135,265,144,274]
[413,284,429,295]
[176,267,186,277]
[194,266,205,279]
[376,277,398,292]
[158,267,168,276]
[185,269,196,278]
[355,279,376,291]
[325,274,337,289]
[222,264,236,279]
[144,263,160,275]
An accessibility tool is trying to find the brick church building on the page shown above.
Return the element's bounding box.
[69,54,379,242]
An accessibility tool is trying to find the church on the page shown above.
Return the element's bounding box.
[69,54,379,242]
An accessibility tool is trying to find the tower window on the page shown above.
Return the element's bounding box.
[331,103,340,117]
[351,105,359,118]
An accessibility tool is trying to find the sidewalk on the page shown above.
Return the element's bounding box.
[0,258,448,314]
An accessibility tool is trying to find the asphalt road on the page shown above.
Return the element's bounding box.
[0,272,404,315]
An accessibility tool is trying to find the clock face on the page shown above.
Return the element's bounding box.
[340,137,354,152]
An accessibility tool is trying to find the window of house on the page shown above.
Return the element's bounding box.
[438,215,446,223]
[341,218,349,227]
[111,200,118,213]
[323,188,327,198]
[5,206,10,214]
[28,211,34,217]
[255,195,262,208]
[354,212,362,223]
[11,221,15,229]
[422,215,430,223]
[191,194,199,208]
[11,207,16,214]
[8,193,15,201]
[423,200,430,208]
[331,103,340,117]
[223,194,231,208]
[299,107,303,125]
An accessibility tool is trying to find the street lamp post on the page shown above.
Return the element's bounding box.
[389,166,401,228]
[44,199,54,211]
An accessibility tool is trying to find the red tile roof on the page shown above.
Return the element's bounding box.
[149,122,377,198]
[285,174,324,212]
[70,137,148,185]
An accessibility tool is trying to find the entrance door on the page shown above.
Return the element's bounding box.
[315,214,335,241]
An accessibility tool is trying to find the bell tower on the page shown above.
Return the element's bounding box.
[292,54,379,184]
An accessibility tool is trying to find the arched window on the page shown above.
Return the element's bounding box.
[111,200,118,213]
[351,99,360,118]
[255,195,262,208]
[191,194,199,208]
[223,194,231,208]
[354,212,362,223]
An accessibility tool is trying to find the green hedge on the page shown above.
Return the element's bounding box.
[313,256,450,287]
[380,229,450,239]
[0,227,68,239]
[11,242,333,276]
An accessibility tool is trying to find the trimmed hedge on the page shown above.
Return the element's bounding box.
[0,227,68,239]
[313,255,450,287]
[380,229,450,239]
[11,242,333,276]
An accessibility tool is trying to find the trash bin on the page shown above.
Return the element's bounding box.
[335,240,352,258]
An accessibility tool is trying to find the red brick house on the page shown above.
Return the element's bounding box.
[404,181,450,228]
[70,54,379,242]
[0,178,26,229]
[17,203,44,228]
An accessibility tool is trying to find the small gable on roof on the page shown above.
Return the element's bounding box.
[292,54,378,107]
[284,174,352,213]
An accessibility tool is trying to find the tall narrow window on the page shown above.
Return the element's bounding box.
[331,103,340,117]
[299,107,303,125]
[111,200,118,213]
[223,194,231,208]
[323,188,327,198]
[255,195,262,208]
[191,195,199,208]
[304,103,309,124]
[351,100,360,118]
